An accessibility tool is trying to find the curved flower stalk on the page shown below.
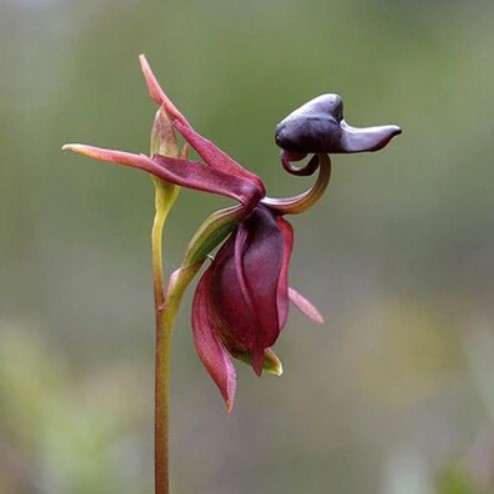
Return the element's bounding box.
[62,55,401,494]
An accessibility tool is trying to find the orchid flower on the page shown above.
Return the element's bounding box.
[63,56,401,413]
[63,56,401,494]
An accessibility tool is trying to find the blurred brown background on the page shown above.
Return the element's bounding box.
[1,0,494,493]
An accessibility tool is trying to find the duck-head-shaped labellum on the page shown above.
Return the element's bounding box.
[275,94,401,161]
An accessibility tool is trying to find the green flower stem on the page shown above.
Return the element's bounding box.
[154,265,202,494]
[152,181,203,494]
[152,180,185,494]
[152,174,245,494]
[152,182,171,494]
[155,264,203,494]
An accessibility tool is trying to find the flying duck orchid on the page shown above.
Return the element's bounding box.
[63,56,401,411]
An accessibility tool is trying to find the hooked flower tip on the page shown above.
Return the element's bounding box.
[61,143,79,152]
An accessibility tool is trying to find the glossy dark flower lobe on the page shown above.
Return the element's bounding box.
[192,204,322,411]
[275,93,401,161]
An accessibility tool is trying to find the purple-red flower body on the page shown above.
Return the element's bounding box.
[63,55,400,410]
[192,205,292,406]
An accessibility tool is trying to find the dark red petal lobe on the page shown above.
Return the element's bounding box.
[232,224,265,374]
[173,121,266,196]
[192,269,237,412]
[63,144,261,210]
[211,206,284,375]
[210,230,258,363]
[63,144,261,209]
[275,216,294,330]
[152,154,262,210]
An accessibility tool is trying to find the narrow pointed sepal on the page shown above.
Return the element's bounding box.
[275,216,294,330]
[62,144,162,172]
[192,270,237,412]
[62,144,262,209]
[139,54,266,196]
[172,120,266,194]
[139,54,190,127]
[152,155,263,211]
[288,287,324,324]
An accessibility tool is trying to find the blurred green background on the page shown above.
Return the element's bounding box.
[1,0,494,493]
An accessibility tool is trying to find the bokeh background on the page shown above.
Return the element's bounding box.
[1,0,494,493]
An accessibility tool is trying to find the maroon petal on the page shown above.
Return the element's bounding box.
[275,216,294,329]
[211,206,284,375]
[192,269,237,412]
[62,144,166,173]
[62,144,261,209]
[139,54,191,127]
[173,120,266,195]
[241,208,284,352]
[152,154,262,211]
[209,226,260,371]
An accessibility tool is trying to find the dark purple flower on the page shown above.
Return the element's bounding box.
[63,56,401,411]
[275,93,401,170]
